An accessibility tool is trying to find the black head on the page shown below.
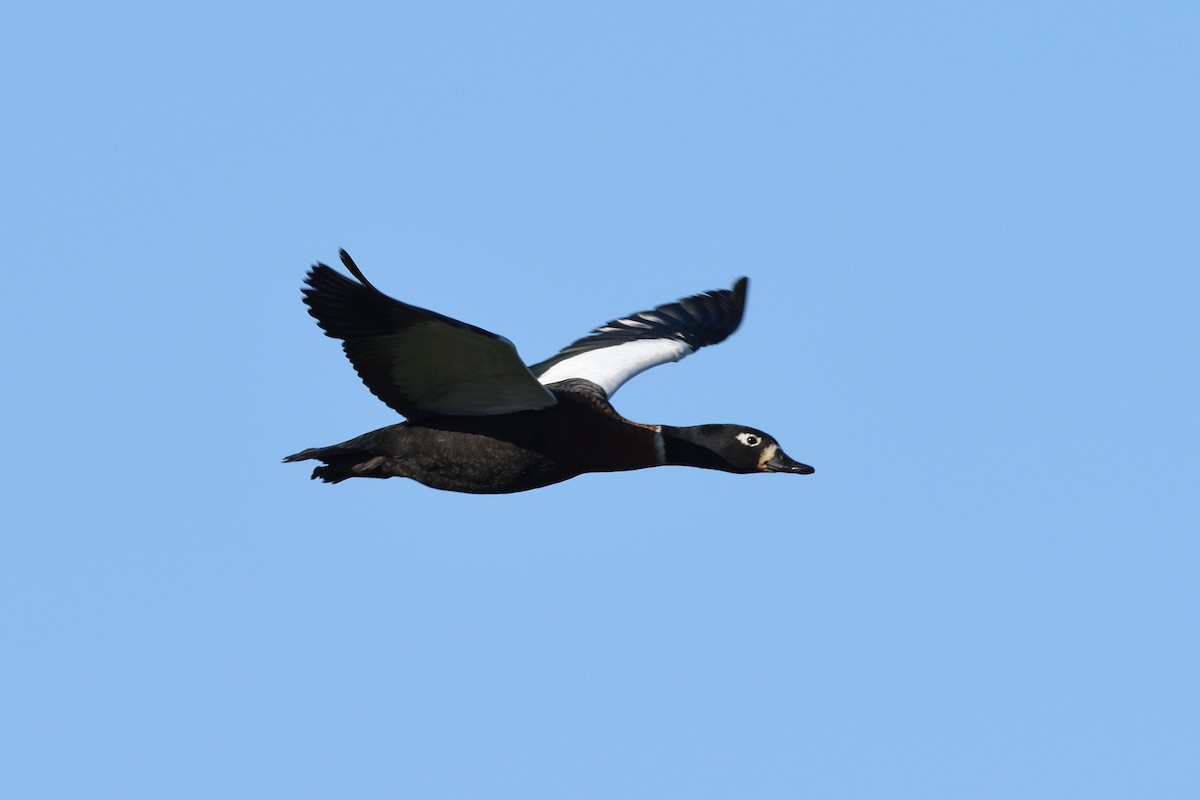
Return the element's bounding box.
[661,424,814,475]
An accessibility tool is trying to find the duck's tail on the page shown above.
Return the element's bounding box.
[283,430,396,483]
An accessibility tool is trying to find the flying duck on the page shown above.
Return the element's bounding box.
[285,250,813,494]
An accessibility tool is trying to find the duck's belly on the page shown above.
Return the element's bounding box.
[375,423,573,494]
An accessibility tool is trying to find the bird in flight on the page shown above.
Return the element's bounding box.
[285,250,813,494]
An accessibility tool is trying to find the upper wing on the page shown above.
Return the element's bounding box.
[529,277,749,398]
[300,251,557,420]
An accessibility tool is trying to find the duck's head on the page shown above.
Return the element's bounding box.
[661,424,814,475]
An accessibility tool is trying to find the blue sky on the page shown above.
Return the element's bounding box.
[3,2,1197,797]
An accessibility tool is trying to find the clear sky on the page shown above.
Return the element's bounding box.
[3,2,1197,797]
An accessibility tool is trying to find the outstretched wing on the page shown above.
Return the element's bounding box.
[529,277,749,398]
[300,251,557,420]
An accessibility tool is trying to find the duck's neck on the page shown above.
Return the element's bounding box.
[658,425,728,471]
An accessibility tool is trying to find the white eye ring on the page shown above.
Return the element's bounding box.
[736,432,762,447]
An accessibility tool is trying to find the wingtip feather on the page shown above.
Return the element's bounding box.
[338,249,379,291]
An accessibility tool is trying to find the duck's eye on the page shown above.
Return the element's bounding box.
[736,432,762,447]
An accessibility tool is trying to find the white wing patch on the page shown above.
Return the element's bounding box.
[536,338,693,397]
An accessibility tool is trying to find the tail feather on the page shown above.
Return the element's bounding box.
[283,442,389,483]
